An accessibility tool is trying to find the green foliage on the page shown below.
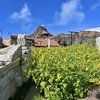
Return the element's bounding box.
[33,95,42,100]
[67,35,71,38]
[85,38,96,46]
[29,45,100,100]
[33,94,60,100]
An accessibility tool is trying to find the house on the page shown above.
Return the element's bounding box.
[0,38,11,47]
[34,39,60,47]
[2,39,11,47]
[10,35,60,47]
[10,35,34,46]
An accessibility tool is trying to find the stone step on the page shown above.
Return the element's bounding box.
[78,97,98,100]
[24,87,40,100]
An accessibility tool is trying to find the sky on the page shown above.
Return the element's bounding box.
[0,0,100,38]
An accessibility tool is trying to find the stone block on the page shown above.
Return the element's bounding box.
[2,44,22,62]
[96,37,100,52]
[21,65,27,77]
[0,47,32,100]
[7,70,14,80]
[0,61,5,66]
[13,66,21,78]
[17,34,26,46]
[0,80,16,100]
[0,45,15,54]
[0,59,20,78]
[0,75,10,89]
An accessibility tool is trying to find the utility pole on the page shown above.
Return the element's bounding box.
[0,28,3,38]
[0,28,3,44]
[8,32,12,38]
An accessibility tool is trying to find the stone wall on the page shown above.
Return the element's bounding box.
[0,52,32,100]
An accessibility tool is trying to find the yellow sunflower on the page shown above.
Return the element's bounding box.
[89,78,95,83]
[57,73,61,79]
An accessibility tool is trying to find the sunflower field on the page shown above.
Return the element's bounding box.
[28,44,100,100]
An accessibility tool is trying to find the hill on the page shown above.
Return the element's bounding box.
[28,26,53,39]
[28,26,100,46]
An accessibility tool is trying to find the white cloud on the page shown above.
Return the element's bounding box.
[86,27,100,32]
[91,1,100,10]
[9,3,32,30]
[54,0,85,26]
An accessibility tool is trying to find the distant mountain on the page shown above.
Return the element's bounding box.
[50,33,71,46]
[28,26,53,39]
[28,26,100,46]
[51,31,100,46]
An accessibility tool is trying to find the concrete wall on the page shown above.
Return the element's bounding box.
[0,53,32,100]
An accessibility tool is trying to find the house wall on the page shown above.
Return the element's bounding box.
[11,38,17,45]
[11,38,33,46]
[0,53,32,100]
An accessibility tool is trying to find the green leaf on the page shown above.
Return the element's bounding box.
[40,82,46,88]
[79,92,83,98]
[63,84,67,88]
[49,79,53,84]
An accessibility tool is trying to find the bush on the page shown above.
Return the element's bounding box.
[85,38,96,46]
[28,45,100,100]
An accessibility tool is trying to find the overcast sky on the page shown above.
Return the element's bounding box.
[0,0,100,38]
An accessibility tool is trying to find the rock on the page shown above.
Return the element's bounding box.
[22,46,29,50]
[96,92,100,99]
[96,37,100,52]
[0,44,15,54]
[51,31,100,45]
[28,26,53,39]
[17,34,31,54]
[22,49,31,54]
[1,44,22,62]
[27,26,100,46]
[17,34,26,46]
[0,61,5,66]
[78,97,98,100]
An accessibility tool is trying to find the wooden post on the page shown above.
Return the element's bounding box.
[48,38,50,48]
[68,31,79,45]
[71,32,73,45]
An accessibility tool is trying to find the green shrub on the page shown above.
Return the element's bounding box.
[33,95,42,100]
[85,38,96,46]
[29,45,100,100]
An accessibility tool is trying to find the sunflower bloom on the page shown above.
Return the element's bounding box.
[50,74,54,78]
[64,58,66,62]
[89,78,95,83]
[96,81,100,85]
[85,67,88,71]
[97,64,100,68]
[50,56,53,59]
[62,66,66,70]
[57,73,61,79]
